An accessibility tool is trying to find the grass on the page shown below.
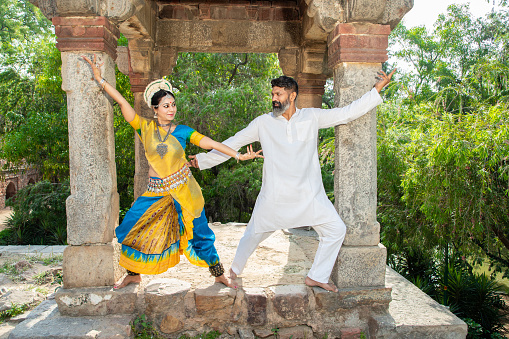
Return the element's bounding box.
[33,271,51,285]
[0,303,30,324]
[41,255,63,266]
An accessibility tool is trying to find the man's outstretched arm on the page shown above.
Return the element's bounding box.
[190,118,260,170]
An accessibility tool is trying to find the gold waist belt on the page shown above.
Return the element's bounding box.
[147,165,192,193]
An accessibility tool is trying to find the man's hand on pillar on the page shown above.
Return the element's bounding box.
[374,69,396,93]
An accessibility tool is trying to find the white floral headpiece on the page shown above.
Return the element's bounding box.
[143,79,174,107]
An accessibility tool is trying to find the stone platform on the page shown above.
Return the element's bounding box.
[8,223,467,338]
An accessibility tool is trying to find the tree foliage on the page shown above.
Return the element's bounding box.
[375,4,509,336]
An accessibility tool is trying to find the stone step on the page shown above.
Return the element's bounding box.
[8,267,467,338]
[7,300,134,339]
[44,269,467,338]
[52,278,391,336]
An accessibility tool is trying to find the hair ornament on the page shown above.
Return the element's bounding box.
[144,79,173,107]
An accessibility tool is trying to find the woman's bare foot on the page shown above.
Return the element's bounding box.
[114,274,142,289]
[304,276,338,292]
[215,274,236,288]
[229,268,237,280]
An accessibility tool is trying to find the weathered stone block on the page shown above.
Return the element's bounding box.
[253,328,274,338]
[244,287,267,326]
[341,327,362,339]
[160,314,184,334]
[278,326,314,339]
[145,278,191,315]
[332,244,387,289]
[314,286,391,312]
[55,285,137,316]
[269,285,308,320]
[239,328,255,339]
[194,283,237,319]
[62,244,120,288]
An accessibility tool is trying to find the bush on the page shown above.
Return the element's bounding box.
[441,266,506,337]
[201,161,263,223]
[1,180,69,245]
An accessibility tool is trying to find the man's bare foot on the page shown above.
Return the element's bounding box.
[229,268,237,280]
[305,276,338,292]
[114,274,142,289]
[215,274,236,288]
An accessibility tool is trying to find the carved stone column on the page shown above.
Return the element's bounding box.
[127,40,178,199]
[328,23,391,289]
[278,43,328,109]
[128,40,153,199]
[53,16,122,288]
[296,73,327,108]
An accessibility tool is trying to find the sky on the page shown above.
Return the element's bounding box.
[401,0,502,29]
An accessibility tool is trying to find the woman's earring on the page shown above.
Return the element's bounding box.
[153,111,157,119]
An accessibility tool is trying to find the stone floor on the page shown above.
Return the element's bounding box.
[138,223,318,290]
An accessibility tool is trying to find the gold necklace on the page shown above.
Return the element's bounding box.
[155,123,172,159]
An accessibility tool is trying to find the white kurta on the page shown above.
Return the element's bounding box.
[196,88,383,233]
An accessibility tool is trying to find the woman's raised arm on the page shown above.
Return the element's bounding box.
[82,54,136,123]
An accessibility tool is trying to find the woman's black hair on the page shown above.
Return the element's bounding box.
[151,89,175,107]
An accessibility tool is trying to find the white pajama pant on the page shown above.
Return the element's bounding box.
[231,218,346,284]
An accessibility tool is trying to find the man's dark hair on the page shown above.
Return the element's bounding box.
[271,76,298,97]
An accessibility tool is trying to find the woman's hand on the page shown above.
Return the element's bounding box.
[374,69,396,93]
[81,54,104,82]
[237,145,264,161]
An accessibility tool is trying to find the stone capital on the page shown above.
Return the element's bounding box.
[30,0,142,22]
[52,16,120,60]
[327,23,390,69]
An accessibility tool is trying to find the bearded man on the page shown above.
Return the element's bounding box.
[189,70,394,292]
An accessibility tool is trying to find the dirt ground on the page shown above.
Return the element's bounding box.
[0,251,63,338]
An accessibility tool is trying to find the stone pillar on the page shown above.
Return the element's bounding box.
[295,73,327,108]
[278,43,328,109]
[130,74,152,199]
[127,40,178,199]
[53,16,122,288]
[327,23,391,289]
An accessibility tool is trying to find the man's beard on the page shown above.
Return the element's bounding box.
[272,99,290,117]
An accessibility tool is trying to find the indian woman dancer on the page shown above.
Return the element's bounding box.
[82,55,262,289]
